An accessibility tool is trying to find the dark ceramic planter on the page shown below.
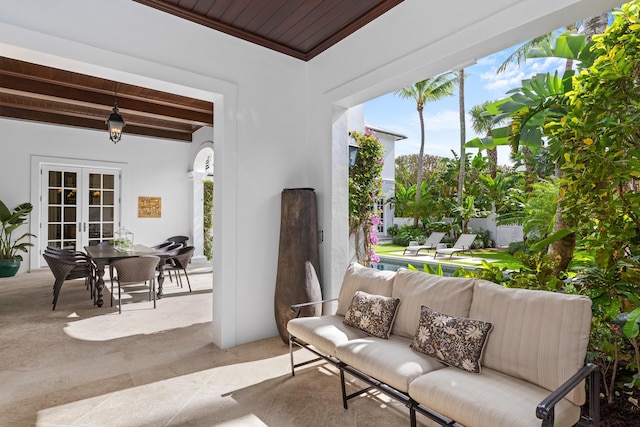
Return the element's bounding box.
[0,259,20,277]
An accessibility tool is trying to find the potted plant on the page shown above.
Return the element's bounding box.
[0,199,36,277]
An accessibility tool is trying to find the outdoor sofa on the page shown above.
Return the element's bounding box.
[287,263,599,427]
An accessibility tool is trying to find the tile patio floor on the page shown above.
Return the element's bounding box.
[0,263,433,426]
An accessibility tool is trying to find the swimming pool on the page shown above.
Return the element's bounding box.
[372,256,472,276]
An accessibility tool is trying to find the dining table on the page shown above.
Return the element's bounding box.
[84,244,176,307]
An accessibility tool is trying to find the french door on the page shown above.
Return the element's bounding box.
[41,165,121,253]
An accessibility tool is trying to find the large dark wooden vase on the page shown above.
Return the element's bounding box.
[274,188,322,344]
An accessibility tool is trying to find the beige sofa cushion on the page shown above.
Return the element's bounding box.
[336,334,446,393]
[469,280,592,405]
[409,366,581,427]
[336,263,396,316]
[391,269,476,338]
[287,315,369,357]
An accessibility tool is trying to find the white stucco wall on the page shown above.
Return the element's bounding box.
[0,0,308,349]
[3,117,193,271]
[0,0,621,349]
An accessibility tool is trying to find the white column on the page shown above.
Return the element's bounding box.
[188,170,208,263]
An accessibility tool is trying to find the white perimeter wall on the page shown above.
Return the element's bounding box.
[0,0,621,349]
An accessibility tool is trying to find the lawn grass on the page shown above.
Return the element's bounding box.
[373,243,524,270]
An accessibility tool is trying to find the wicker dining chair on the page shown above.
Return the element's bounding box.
[158,242,183,283]
[151,241,173,250]
[44,246,96,298]
[109,255,160,314]
[43,250,95,310]
[163,246,195,292]
[167,235,189,246]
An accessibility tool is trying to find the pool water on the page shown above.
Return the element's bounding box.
[373,256,470,277]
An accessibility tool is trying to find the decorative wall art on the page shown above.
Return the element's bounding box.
[138,196,161,218]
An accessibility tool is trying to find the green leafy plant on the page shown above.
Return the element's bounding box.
[349,128,385,265]
[406,262,467,278]
[569,249,640,403]
[0,200,35,260]
[203,179,213,261]
[452,196,488,234]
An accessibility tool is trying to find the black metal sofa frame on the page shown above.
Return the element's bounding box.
[288,292,600,427]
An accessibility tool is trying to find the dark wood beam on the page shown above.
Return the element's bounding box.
[2,107,193,142]
[0,73,213,125]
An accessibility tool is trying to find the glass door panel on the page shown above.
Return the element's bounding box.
[44,168,80,250]
[84,170,118,247]
[41,165,120,258]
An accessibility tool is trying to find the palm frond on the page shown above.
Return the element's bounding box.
[497,34,554,74]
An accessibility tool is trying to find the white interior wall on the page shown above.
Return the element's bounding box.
[0,0,622,349]
[3,117,192,266]
[0,0,308,349]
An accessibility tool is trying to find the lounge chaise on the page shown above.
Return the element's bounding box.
[433,233,477,258]
[402,232,446,256]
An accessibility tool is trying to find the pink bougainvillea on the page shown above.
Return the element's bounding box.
[349,129,384,266]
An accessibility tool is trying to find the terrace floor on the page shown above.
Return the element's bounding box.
[0,264,435,426]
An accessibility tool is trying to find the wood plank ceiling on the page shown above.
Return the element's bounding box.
[135,0,404,61]
[0,0,403,141]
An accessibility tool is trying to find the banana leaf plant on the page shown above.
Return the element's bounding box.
[0,200,36,260]
[464,32,596,153]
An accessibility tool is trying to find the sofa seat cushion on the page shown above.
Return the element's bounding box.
[336,335,446,393]
[287,315,369,357]
[469,280,592,405]
[409,367,581,427]
[391,269,476,339]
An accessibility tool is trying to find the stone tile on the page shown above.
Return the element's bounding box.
[0,264,441,427]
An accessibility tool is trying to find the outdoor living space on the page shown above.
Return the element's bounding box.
[0,265,434,427]
[3,1,636,426]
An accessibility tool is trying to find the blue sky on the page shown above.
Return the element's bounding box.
[364,42,567,166]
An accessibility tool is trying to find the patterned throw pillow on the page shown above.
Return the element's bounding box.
[344,290,401,339]
[410,305,493,373]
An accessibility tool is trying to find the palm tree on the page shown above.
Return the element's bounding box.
[469,100,509,179]
[395,72,459,226]
[457,69,466,206]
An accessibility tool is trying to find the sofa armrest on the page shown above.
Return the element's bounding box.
[290,298,338,317]
[536,363,599,426]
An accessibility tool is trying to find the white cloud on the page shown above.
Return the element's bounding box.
[529,57,565,74]
[480,65,526,95]
[424,110,461,131]
[480,56,567,97]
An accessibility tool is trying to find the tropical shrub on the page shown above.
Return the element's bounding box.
[203,179,213,261]
[473,228,493,249]
[386,224,399,237]
[507,241,528,255]
[349,128,385,265]
[542,1,640,400]
[391,225,427,247]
